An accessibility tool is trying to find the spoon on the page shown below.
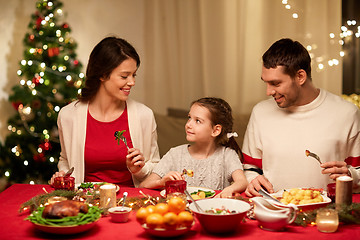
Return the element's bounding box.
[184,189,204,213]
[258,189,282,204]
[122,192,128,210]
[305,150,322,164]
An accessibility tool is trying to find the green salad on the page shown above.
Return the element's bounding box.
[190,190,215,198]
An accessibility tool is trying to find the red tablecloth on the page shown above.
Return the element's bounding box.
[0,184,359,240]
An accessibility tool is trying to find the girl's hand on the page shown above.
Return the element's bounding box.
[216,186,235,198]
[160,171,184,186]
[126,148,145,174]
[50,171,65,185]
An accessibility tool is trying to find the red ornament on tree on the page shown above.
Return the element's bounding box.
[39,142,52,151]
[32,75,41,85]
[62,23,69,29]
[36,16,43,29]
[73,60,79,66]
[11,101,22,110]
[33,153,46,162]
[28,34,35,42]
[48,47,59,57]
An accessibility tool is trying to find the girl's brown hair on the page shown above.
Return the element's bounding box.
[191,97,243,161]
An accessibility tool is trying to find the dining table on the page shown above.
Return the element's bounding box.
[0,183,359,240]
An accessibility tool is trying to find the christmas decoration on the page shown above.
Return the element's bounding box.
[294,203,360,226]
[0,0,84,185]
[342,94,360,108]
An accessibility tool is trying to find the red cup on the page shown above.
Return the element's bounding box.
[53,176,75,191]
[327,183,336,202]
[165,180,187,196]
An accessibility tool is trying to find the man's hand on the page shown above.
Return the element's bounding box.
[245,175,274,197]
[321,161,350,180]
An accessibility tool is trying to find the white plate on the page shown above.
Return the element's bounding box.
[160,186,216,200]
[75,182,120,192]
[270,188,331,210]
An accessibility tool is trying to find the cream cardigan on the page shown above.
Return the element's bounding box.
[57,98,160,187]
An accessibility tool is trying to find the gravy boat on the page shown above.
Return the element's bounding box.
[251,197,298,231]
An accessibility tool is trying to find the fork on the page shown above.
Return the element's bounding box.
[119,135,130,150]
[305,150,322,164]
[114,130,130,150]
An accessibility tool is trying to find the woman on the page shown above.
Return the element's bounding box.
[50,37,160,187]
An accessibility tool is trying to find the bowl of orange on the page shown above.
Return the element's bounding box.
[136,197,194,237]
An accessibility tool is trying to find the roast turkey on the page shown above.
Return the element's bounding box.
[42,200,88,219]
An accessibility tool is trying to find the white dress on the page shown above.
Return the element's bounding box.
[152,144,243,190]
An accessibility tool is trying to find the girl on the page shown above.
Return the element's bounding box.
[50,37,160,187]
[140,97,247,197]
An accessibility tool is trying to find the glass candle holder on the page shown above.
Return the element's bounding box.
[327,183,336,202]
[165,180,187,196]
[100,184,117,209]
[53,176,75,191]
[316,208,339,233]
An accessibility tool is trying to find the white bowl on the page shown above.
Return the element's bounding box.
[189,198,250,234]
[108,206,132,223]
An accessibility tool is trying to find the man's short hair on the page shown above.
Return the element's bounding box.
[262,38,312,80]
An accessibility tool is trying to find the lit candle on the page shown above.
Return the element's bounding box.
[316,209,339,233]
[100,184,117,209]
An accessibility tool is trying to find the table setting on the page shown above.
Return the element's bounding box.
[0,171,360,239]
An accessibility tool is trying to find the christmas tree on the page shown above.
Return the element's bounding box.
[0,0,84,185]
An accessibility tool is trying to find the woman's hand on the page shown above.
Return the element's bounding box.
[50,170,65,185]
[126,148,145,174]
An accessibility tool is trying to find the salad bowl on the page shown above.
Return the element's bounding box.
[189,198,250,234]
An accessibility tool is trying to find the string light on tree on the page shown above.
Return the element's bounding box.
[0,0,84,184]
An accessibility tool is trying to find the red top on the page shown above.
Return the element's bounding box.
[84,107,134,186]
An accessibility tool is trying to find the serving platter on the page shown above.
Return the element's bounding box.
[270,188,331,211]
[160,186,216,201]
[32,220,98,235]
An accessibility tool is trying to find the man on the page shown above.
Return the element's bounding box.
[242,38,360,197]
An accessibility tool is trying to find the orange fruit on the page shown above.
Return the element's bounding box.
[177,211,194,227]
[146,205,156,214]
[154,203,169,215]
[168,197,186,214]
[163,212,179,229]
[135,207,149,224]
[146,213,164,229]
